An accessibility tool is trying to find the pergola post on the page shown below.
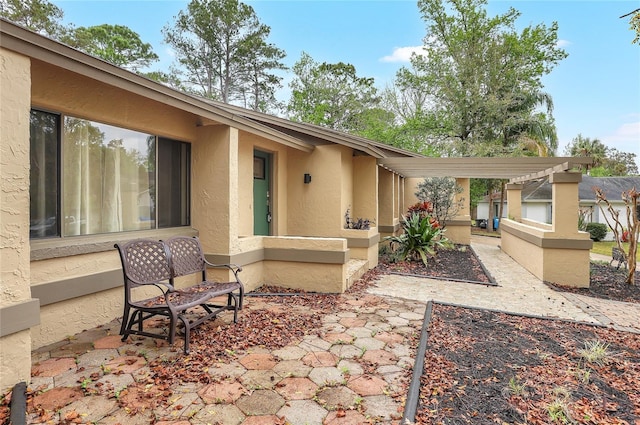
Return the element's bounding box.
[550,172,582,236]
[445,177,471,245]
[506,183,523,222]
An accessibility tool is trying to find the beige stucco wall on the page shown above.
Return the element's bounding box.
[263,237,347,293]
[501,219,591,288]
[378,169,395,229]
[287,145,343,236]
[29,251,121,347]
[501,173,591,288]
[0,48,34,391]
[191,125,237,253]
[404,178,421,208]
[31,61,197,141]
[352,156,377,225]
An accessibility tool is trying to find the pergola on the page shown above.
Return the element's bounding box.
[377,156,593,180]
[376,156,594,288]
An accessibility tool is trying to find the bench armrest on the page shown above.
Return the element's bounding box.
[204,260,243,281]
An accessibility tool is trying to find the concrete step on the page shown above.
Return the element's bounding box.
[346,259,369,288]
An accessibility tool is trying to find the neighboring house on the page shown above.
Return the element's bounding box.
[0,19,416,391]
[477,176,640,238]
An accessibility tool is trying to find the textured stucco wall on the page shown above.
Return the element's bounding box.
[31,61,197,141]
[0,48,33,391]
[192,125,236,253]
[404,178,421,209]
[352,156,378,226]
[378,169,395,226]
[287,145,342,236]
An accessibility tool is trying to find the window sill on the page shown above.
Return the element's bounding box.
[30,227,198,261]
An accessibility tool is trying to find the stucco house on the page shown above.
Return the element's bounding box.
[477,176,640,238]
[1,19,417,391]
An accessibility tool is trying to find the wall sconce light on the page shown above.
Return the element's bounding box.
[304,173,312,184]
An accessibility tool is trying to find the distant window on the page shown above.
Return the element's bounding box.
[30,110,191,238]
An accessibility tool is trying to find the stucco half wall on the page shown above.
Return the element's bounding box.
[501,219,592,288]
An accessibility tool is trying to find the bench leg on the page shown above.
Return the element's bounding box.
[178,315,191,354]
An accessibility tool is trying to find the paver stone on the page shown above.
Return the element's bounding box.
[302,351,338,367]
[275,377,318,400]
[31,387,83,411]
[236,389,285,415]
[277,399,328,425]
[93,335,125,349]
[324,409,369,425]
[239,353,277,370]
[32,357,76,377]
[347,374,388,396]
[193,403,244,425]
[315,386,359,410]
[58,396,118,423]
[361,349,397,365]
[198,381,245,403]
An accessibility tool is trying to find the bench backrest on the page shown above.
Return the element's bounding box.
[164,236,207,280]
[115,239,172,288]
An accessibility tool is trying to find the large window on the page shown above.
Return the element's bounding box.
[30,110,190,238]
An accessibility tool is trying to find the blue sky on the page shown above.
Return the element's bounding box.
[53,0,640,167]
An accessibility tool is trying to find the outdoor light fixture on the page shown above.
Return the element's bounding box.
[304,173,312,184]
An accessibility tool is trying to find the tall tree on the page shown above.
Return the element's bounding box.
[564,135,607,174]
[379,64,453,155]
[236,39,287,112]
[566,135,638,176]
[61,24,159,71]
[287,52,380,132]
[163,0,286,110]
[621,8,640,45]
[0,0,65,37]
[404,0,567,156]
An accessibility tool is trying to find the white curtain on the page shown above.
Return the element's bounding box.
[63,118,152,236]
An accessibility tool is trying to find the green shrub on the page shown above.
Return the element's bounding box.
[386,212,452,265]
[585,222,608,241]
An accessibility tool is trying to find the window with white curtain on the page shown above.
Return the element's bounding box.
[30,109,191,238]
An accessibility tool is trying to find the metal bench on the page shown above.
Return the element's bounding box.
[610,247,628,270]
[115,236,244,353]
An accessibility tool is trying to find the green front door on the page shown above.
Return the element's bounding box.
[253,150,271,235]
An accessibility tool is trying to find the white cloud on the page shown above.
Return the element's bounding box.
[605,121,640,143]
[602,120,640,169]
[380,46,426,63]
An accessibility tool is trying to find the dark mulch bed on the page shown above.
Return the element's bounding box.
[546,262,640,304]
[379,244,640,304]
[378,244,494,284]
[416,303,640,425]
[375,244,640,424]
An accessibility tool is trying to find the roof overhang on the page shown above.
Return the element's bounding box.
[377,157,593,179]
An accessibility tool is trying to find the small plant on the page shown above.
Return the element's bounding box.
[547,387,572,424]
[579,340,610,365]
[81,378,91,390]
[386,212,452,266]
[506,377,526,396]
[548,399,571,424]
[344,208,372,230]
